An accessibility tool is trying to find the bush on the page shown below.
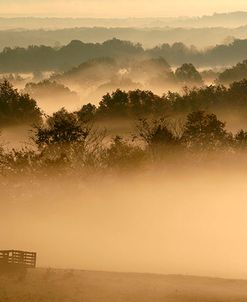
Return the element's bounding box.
[104,136,146,170]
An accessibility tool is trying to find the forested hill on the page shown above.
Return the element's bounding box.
[1,26,247,50]
[1,38,247,72]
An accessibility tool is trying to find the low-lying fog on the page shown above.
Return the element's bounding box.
[0,62,221,115]
[1,170,247,279]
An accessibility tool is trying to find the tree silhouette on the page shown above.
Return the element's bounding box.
[104,136,145,170]
[77,103,97,122]
[182,111,231,151]
[33,108,90,148]
[218,60,247,84]
[175,63,203,85]
[98,89,129,118]
[235,129,247,149]
[0,80,42,126]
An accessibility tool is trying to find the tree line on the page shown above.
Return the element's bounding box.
[2,80,247,175]
[1,106,247,176]
[2,78,247,126]
[76,79,247,122]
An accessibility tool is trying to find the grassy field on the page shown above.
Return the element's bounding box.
[1,269,247,302]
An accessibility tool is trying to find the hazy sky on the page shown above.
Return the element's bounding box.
[0,0,246,18]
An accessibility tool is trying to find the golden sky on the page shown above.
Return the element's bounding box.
[0,0,246,17]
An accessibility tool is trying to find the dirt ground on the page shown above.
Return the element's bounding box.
[1,269,247,302]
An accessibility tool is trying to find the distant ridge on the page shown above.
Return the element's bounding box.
[0,38,247,72]
[1,25,247,50]
[0,11,247,29]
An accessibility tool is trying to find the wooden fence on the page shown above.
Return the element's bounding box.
[0,250,36,269]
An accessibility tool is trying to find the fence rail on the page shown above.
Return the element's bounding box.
[0,250,36,268]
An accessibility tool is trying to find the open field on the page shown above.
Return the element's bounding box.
[1,269,247,302]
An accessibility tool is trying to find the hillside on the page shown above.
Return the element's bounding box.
[2,38,247,72]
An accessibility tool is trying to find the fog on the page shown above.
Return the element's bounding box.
[1,168,247,280]
[1,0,247,18]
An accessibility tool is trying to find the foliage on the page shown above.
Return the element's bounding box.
[135,117,182,161]
[1,109,247,176]
[97,89,168,119]
[104,136,146,170]
[64,79,247,122]
[136,118,179,148]
[31,108,106,173]
[218,60,247,84]
[0,80,42,126]
[175,63,203,85]
[3,77,247,174]
[182,111,232,151]
[33,108,90,147]
[77,103,97,122]
[235,130,247,149]
[25,80,79,101]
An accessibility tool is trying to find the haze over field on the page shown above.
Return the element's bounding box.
[2,172,247,280]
